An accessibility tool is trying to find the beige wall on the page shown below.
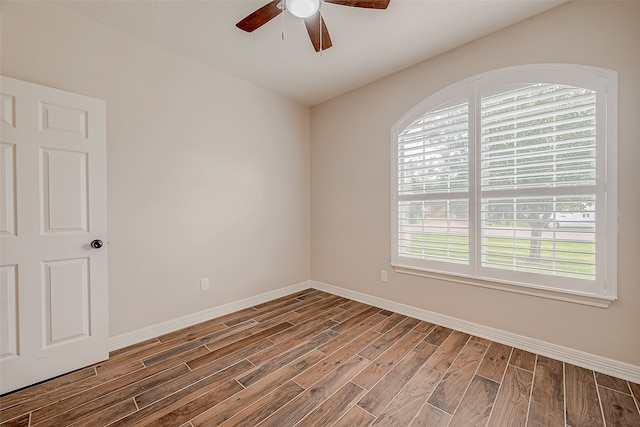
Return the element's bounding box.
[0,2,311,336]
[311,1,640,366]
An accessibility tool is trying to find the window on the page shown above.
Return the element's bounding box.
[391,65,617,306]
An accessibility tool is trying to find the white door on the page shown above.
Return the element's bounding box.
[0,76,108,394]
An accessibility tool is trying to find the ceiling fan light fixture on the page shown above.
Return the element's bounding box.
[285,0,320,19]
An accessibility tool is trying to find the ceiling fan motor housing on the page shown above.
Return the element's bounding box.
[286,0,321,19]
[236,0,391,52]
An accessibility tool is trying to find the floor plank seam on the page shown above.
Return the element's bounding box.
[292,379,306,391]
[405,402,422,427]
[562,362,568,427]
[438,364,480,420]
[475,372,501,384]
[523,353,538,427]
[357,404,378,420]
[632,389,640,418]
[366,353,431,423]
[597,383,633,396]
[293,380,357,427]
[591,371,605,427]
[485,346,514,426]
[508,364,531,374]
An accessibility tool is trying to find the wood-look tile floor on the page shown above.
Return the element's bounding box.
[2,289,639,427]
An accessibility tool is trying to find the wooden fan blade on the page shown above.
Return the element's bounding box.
[304,11,333,52]
[236,1,283,32]
[323,0,390,9]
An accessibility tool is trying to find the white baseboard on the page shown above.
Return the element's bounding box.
[108,281,311,352]
[108,278,639,384]
[311,280,640,384]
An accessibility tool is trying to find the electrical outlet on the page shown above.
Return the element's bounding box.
[200,278,209,291]
[380,270,388,283]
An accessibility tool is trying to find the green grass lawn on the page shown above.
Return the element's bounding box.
[404,233,595,279]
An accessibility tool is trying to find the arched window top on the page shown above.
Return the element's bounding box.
[395,64,613,132]
[391,64,617,306]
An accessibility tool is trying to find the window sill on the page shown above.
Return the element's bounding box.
[391,264,616,308]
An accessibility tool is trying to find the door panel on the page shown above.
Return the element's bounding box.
[40,102,89,138]
[0,142,16,236]
[0,76,108,394]
[0,265,18,359]
[0,93,15,127]
[44,257,90,344]
[41,148,89,233]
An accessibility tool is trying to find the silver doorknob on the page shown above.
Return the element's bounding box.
[91,240,103,249]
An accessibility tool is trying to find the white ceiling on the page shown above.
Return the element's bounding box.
[58,0,565,105]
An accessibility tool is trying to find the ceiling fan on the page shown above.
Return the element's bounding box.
[236,0,391,52]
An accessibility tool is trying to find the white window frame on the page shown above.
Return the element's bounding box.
[390,64,617,307]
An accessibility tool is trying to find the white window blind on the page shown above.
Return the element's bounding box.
[480,84,597,281]
[397,102,470,265]
[391,65,617,304]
